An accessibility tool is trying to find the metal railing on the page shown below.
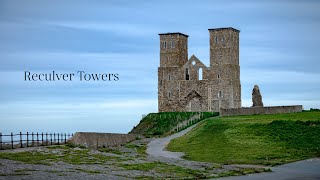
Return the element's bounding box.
[0,132,74,150]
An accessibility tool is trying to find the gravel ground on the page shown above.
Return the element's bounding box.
[0,123,270,179]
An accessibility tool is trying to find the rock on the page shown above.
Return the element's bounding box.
[252,85,263,107]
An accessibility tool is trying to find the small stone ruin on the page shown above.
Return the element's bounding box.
[252,85,263,107]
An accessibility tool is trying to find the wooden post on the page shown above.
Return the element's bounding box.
[26,132,29,147]
[20,132,23,148]
[0,133,2,150]
[45,133,48,146]
[36,132,39,146]
[32,132,34,147]
[11,132,14,149]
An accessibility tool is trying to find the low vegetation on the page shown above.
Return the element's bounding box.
[168,111,320,166]
[129,112,218,136]
[0,145,122,165]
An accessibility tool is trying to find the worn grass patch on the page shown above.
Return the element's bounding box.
[0,146,123,165]
[168,111,320,166]
[118,162,207,178]
[0,151,59,165]
[125,144,147,155]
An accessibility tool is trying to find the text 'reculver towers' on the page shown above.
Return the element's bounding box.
[158,27,241,112]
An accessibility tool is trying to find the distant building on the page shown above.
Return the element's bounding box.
[158,27,241,112]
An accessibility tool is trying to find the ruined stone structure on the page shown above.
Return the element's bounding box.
[220,105,303,117]
[252,85,264,107]
[69,132,141,148]
[158,27,241,112]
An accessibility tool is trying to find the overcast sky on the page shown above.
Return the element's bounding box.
[0,0,319,134]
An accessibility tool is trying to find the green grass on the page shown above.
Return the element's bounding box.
[118,162,207,178]
[167,111,320,166]
[125,143,147,155]
[130,112,218,136]
[216,168,271,178]
[98,147,124,155]
[0,145,122,165]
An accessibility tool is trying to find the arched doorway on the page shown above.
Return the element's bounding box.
[185,90,202,112]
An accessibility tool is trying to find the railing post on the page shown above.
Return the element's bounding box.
[26,132,29,147]
[50,133,52,145]
[36,132,39,146]
[11,132,14,149]
[41,132,43,146]
[32,132,34,147]
[0,133,2,150]
[46,133,48,146]
[53,133,55,144]
[57,133,59,145]
[64,133,66,144]
[20,132,23,148]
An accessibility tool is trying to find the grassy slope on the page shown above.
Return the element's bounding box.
[167,111,320,166]
[129,112,218,136]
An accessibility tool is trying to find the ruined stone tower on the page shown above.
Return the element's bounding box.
[158,28,241,112]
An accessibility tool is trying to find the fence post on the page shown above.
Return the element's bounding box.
[11,132,14,149]
[53,133,55,144]
[41,133,43,146]
[0,133,2,150]
[50,133,52,145]
[20,132,23,148]
[45,133,48,146]
[36,132,39,146]
[26,132,29,147]
[32,132,34,147]
[57,133,60,145]
[64,133,66,144]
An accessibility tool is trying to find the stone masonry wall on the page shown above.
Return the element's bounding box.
[219,105,303,117]
[158,28,241,112]
[69,132,141,149]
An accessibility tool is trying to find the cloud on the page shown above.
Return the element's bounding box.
[241,69,320,85]
[45,21,159,37]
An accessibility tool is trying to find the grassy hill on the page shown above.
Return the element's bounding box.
[167,111,320,166]
[129,112,218,137]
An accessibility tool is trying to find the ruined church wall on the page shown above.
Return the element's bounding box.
[220,105,303,117]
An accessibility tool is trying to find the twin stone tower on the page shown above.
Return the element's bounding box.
[158,27,241,112]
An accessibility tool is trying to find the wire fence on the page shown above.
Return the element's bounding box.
[0,132,74,150]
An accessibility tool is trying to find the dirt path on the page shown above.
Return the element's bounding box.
[146,122,198,159]
[218,158,320,180]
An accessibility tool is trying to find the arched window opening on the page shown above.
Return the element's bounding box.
[168,75,171,80]
[198,68,203,80]
[185,68,190,80]
[168,92,171,98]
[218,91,222,98]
